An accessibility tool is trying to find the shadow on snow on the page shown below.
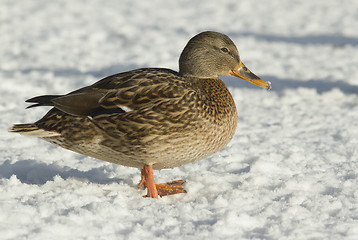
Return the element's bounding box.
[222,75,358,95]
[230,31,358,47]
[0,159,129,185]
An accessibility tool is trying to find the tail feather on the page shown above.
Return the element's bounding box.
[9,123,61,137]
[26,95,62,109]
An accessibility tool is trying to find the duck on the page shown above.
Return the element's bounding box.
[10,31,271,198]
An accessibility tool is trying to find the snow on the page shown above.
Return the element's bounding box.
[1,0,358,239]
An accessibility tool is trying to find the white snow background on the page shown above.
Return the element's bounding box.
[1,0,358,239]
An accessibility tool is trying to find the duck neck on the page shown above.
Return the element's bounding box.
[193,77,237,122]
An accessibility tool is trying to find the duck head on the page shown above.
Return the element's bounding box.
[179,31,271,90]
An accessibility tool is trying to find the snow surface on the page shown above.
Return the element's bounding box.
[1,0,358,239]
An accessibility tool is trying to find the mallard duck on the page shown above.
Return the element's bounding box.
[10,31,271,198]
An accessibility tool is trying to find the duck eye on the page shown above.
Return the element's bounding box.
[220,47,229,53]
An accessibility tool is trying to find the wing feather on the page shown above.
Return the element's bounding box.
[25,68,192,118]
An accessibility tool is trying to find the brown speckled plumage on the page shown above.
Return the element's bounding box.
[10,31,270,197]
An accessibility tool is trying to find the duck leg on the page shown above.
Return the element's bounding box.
[141,165,158,198]
[138,165,186,198]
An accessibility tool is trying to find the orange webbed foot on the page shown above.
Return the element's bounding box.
[155,180,186,197]
[138,166,186,198]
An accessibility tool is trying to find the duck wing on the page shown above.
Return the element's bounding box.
[26,68,191,117]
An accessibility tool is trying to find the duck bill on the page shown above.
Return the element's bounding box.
[231,62,271,90]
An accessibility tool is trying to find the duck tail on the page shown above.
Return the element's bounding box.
[9,123,61,137]
[25,95,62,108]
